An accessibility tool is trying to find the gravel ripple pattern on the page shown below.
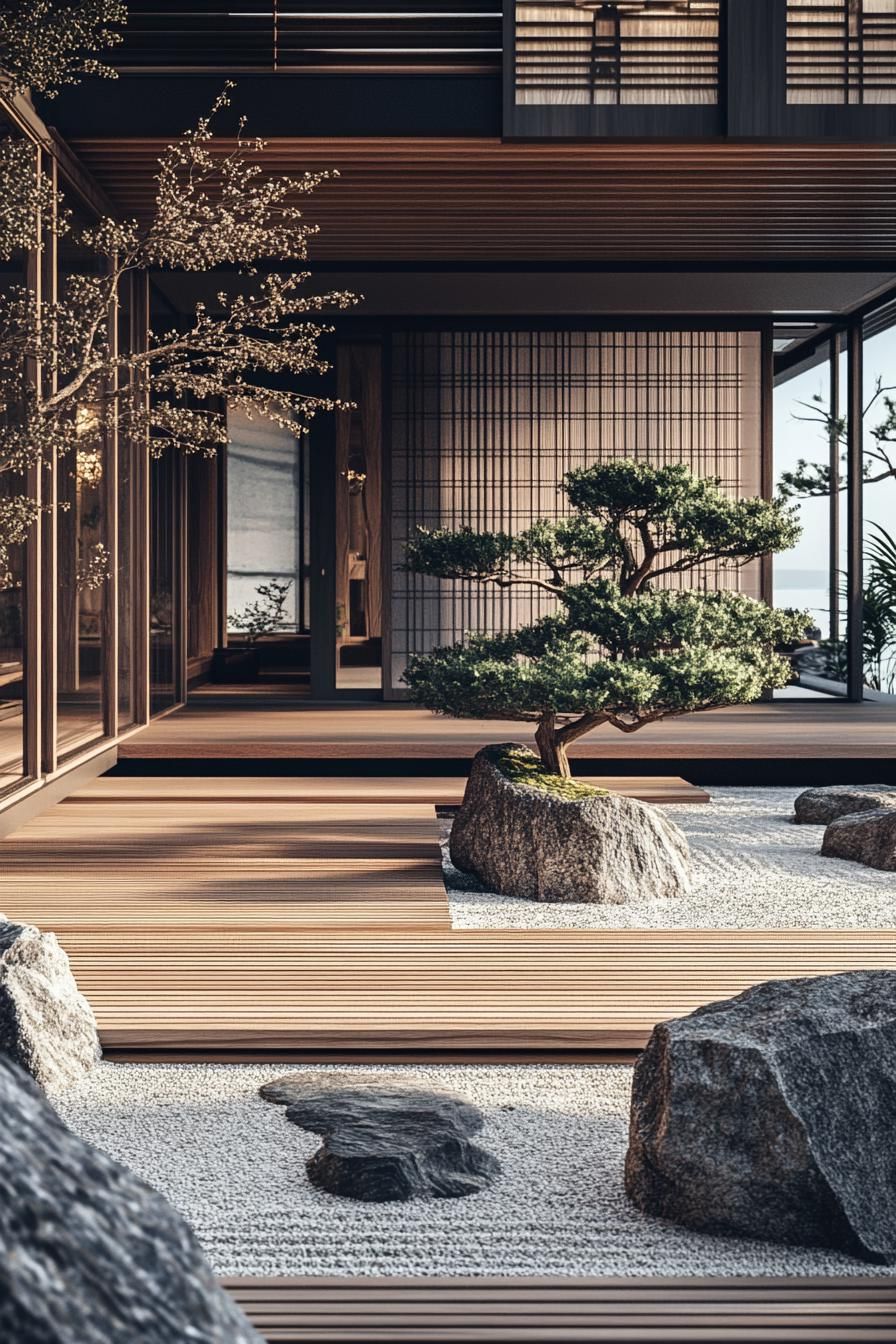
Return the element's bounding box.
[55,1062,892,1280]
[443,787,896,930]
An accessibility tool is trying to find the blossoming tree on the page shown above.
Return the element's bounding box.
[0,1,356,583]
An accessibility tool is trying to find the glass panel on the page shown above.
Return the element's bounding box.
[150,447,176,714]
[117,281,136,727]
[225,406,309,687]
[336,344,382,691]
[56,209,107,755]
[773,342,847,696]
[861,314,896,698]
[0,116,29,787]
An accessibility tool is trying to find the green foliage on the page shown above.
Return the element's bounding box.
[564,461,800,579]
[402,525,515,581]
[559,584,806,657]
[401,459,808,770]
[492,744,606,801]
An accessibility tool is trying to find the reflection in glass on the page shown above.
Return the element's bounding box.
[0,122,27,785]
[773,341,847,696]
[150,447,177,713]
[336,345,382,691]
[861,315,896,698]
[56,217,108,755]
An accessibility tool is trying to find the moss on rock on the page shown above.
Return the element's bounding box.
[490,744,608,802]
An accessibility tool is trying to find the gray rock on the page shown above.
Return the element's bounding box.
[794,786,896,825]
[625,970,896,1264]
[822,808,896,871]
[0,918,100,1092]
[260,1070,501,1202]
[0,1054,263,1344]
[448,744,690,904]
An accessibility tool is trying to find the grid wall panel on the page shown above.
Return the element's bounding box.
[389,329,762,690]
[787,0,896,104]
[514,0,720,107]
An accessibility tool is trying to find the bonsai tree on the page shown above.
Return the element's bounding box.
[229,578,293,645]
[402,460,807,778]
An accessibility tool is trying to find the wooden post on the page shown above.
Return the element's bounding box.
[828,334,841,645]
[101,258,119,740]
[24,150,47,778]
[131,272,151,726]
[846,320,864,702]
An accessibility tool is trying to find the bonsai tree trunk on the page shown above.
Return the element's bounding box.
[534,711,606,779]
[535,714,571,778]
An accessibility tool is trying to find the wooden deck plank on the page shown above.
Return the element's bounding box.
[4,774,895,1054]
[221,1277,896,1342]
[43,928,896,1051]
[0,792,452,934]
[66,775,711,805]
[118,700,896,762]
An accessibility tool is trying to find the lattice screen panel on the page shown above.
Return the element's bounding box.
[787,0,896,104]
[389,328,762,691]
[513,1,720,107]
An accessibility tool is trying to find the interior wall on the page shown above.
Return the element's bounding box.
[387,326,764,693]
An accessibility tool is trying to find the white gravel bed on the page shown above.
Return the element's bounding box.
[444,786,896,930]
[55,1061,891,1280]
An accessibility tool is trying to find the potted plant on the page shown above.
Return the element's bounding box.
[218,579,294,681]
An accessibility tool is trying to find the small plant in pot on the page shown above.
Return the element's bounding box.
[223,579,294,680]
[402,460,809,904]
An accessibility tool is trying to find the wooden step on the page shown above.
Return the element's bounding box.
[222,1276,896,1342]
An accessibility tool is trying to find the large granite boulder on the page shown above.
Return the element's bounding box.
[0,1054,263,1344]
[625,970,896,1264]
[0,918,100,1092]
[448,743,690,904]
[822,808,896,871]
[260,1070,500,1202]
[794,786,896,826]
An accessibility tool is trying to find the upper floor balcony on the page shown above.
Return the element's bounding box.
[39,0,896,141]
[506,0,896,137]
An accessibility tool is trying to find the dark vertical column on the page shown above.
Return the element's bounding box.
[828,335,841,646]
[173,448,188,705]
[131,272,151,725]
[310,333,337,700]
[759,321,775,606]
[846,319,864,702]
[215,428,228,651]
[380,333,394,697]
[101,262,119,740]
[726,0,786,137]
[34,151,55,774]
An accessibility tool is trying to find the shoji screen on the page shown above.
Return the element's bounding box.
[388,328,763,692]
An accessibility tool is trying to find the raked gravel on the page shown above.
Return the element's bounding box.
[54,1061,891,1280]
[443,786,896,930]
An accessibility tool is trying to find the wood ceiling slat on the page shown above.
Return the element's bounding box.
[67,137,896,263]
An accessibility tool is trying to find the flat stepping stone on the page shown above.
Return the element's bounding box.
[793,786,896,826]
[822,808,896,871]
[259,1070,500,1203]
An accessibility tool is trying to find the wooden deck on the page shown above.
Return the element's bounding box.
[3,774,894,1056]
[119,699,896,777]
[221,1276,896,1343]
